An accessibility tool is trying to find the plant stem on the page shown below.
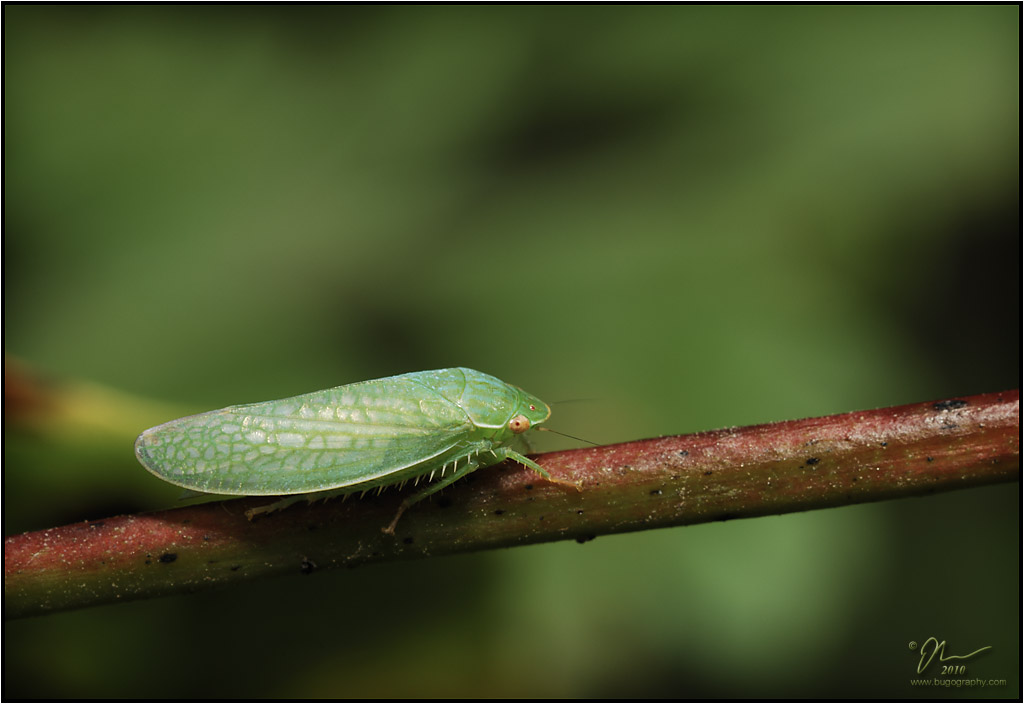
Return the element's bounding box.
[5,390,1018,619]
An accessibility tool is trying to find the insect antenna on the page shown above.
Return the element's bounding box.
[536,426,600,446]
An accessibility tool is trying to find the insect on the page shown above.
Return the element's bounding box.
[134,367,578,534]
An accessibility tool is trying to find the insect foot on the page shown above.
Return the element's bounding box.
[381,509,404,536]
[561,477,585,492]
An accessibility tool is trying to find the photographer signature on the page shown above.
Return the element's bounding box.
[916,637,992,674]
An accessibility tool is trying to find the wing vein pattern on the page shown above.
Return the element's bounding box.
[135,373,474,495]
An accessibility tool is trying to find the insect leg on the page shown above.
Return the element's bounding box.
[492,447,582,491]
[245,488,349,520]
[246,495,306,519]
[382,456,482,535]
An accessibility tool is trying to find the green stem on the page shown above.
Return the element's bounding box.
[5,389,1019,619]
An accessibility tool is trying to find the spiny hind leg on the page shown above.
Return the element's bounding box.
[382,455,482,535]
[493,447,582,491]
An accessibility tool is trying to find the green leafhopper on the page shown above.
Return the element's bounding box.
[134,367,576,533]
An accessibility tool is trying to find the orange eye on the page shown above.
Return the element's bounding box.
[508,414,531,434]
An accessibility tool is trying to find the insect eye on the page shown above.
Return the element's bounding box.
[509,414,531,434]
[529,404,536,411]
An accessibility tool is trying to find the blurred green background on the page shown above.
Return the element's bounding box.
[4,5,1019,699]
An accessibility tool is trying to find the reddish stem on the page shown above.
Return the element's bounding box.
[5,390,1018,619]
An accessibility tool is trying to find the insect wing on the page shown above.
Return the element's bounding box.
[135,375,473,495]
